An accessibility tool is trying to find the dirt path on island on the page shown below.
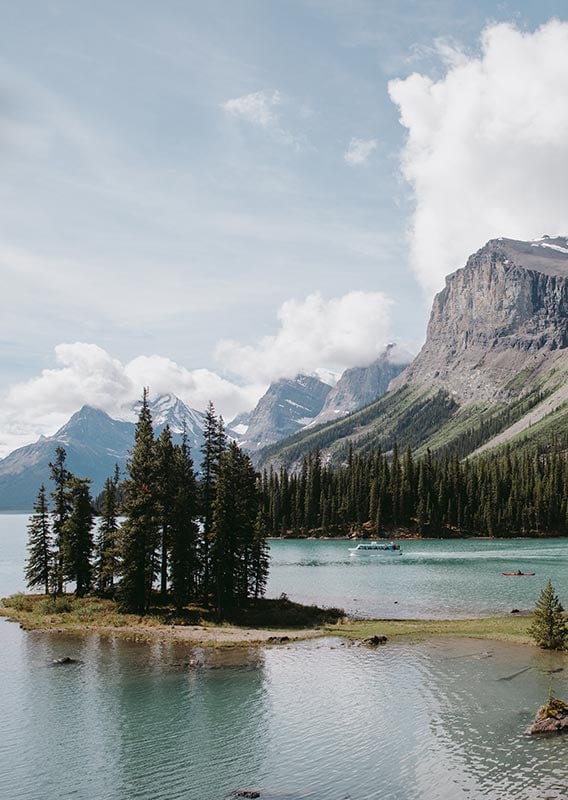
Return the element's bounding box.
[61,622,326,646]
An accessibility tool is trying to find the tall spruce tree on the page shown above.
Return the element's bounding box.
[156,425,176,597]
[169,431,199,611]
[119,389,160,612]
[530,580,568,650]
[95,464,121,595]
[62,477,95,597]
[199,402,226,604]
[211,441,258,618]
[49,446,72,594]
[25,485,53,595]
[251,505,270,601]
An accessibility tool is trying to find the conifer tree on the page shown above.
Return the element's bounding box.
[49,446,72,594]
[62,477,95,597]
[529,580,568,650]
[211,441,258,618]
[199,402,226,603]
[169,431,199,611]
[156,425,176,596]
[25,485,53,595]
[119,389,160,612]
[251,506,270,600]
[95,465,121,595]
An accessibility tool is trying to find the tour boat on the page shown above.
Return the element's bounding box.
[349,541,402,555]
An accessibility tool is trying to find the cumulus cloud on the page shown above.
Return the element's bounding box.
[388,19,568,295]
[0,343,264,456]
[222,90,283,128]
[0,291,402,455]
[344,137,378,165]
[215,290,395,383]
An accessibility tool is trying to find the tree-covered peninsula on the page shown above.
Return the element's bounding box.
[23,392,270,621]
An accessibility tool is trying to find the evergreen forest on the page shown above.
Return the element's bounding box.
[25,392,269,618]
[258,443,568,538]
[26,394,568,616]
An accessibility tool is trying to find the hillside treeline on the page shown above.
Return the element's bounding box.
[259,444,568,537]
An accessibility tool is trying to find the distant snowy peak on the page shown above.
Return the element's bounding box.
[312,368,339,387]
[231,374,331,452]
[130,393,206,438]
[146,393,206,436]
[530,235,568,255]
[0,398,206,511]
[310,346,410,426]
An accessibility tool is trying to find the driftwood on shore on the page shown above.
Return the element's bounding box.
[526,695,568,735]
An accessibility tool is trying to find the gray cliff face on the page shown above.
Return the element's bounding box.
[312,348,407,425]
[234,375,331,452]
[391,237,568,403]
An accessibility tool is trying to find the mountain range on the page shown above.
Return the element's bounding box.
[0,395,205,511]
[259,236,568,471]
[4,234,568,509]
[0,352,404,510]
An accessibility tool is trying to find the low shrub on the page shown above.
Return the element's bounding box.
[228,595,345,628]
[36,597,74,615]
[3,593,35,612]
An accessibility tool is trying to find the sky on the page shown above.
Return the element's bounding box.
[2,0,568,455]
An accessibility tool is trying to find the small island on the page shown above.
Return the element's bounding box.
[0,591,543,648]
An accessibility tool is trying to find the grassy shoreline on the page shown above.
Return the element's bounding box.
[0,593,539,648]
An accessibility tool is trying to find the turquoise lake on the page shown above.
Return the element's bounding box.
[1,515,568,799]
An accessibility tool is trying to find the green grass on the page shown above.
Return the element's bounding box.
[326,616,536,644]
[0,594,153,630]
[1,593,547,648]
[0,593,343,634]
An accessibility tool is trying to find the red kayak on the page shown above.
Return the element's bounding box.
[502,572,535,576]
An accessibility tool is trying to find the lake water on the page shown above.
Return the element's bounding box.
[2,515,568,799]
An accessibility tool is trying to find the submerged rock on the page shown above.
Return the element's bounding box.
[232,791,261,799]
[526,695,568,735]
[362,635,388,647]
[52,656,80,665]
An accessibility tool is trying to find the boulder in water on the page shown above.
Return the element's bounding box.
[362,635,388,647]
[526,695,568,735]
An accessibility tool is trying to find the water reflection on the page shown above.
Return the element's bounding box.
[1,622,568,800]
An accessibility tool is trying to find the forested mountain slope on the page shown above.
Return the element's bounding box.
[258,237,568,471]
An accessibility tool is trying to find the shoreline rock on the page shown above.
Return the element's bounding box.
[526,695,568,735]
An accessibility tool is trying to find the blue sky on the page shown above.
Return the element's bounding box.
[2,0,568,451]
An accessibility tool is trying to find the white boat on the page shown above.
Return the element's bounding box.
[348,541,402,555]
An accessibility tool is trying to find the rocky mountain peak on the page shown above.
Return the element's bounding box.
[231,374,331,452]
[390,236,568,403]
[134,393,206,436]
[311,345,408,426]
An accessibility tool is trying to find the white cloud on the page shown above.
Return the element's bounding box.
[215,290,395,383]
[344,137,378,165]
[0,291,401,455]
[221,89,304,148]
[388,19,568,295]
[0,343,264,456]
[222,90,283,128]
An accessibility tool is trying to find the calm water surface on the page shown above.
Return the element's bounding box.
[2,515,568,799]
